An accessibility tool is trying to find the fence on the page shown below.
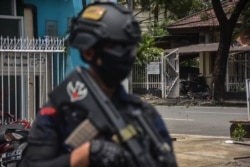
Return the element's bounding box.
[132,49,179,98]
[245,79,250,120]
[227,52,250,92]
[0,37,66,124]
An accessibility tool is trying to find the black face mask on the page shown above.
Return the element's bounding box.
[92,44,136,87]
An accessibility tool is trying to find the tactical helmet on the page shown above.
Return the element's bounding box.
[69,1,141,51]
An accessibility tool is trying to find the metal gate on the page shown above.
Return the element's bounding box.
[0,37,66,123]
[164,49,179,98]
[132,49,179,98]
[227,52,250,92]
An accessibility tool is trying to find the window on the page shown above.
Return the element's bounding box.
[0,0,23,38]
[0,0,15,16]
[0,18,22,38]
[45,20,58,36]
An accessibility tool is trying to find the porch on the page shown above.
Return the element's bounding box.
[165,43,250,99]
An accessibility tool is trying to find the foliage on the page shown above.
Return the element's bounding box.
[232,123,247,141]
[118,0,212,19]
[152,21,167,36]
[166,0,211,19]
[118,0,211,35]
[200,11,210,21]
[190,0,211,13]
[147,19,173,36]
[136,33,164,66]
[233,2,250,39]
[241,3,250,27]
[165,0,212,19]
[117,0,142,9]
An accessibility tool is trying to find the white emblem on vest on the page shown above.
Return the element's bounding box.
[67,81,88,102]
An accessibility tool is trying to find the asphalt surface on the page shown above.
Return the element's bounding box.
[141,97,250,166]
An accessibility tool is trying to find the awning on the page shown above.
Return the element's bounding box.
[165,43,250,54]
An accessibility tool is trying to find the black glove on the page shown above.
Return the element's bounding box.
[159,152,178,167]
[89,139,129,167]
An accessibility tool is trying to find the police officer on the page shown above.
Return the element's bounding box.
[18,1,177,167]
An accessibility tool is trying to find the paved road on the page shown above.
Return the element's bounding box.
[154,106,250,167]
[155,106,248,137]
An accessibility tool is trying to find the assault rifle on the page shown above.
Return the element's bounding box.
[49,67,177,167]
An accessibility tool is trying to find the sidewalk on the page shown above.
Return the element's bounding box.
[172,134,250,167]
[143,97,247,108]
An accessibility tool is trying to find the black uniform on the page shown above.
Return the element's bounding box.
[17,85,173,167]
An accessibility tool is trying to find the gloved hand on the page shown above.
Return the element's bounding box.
[89,139,129,167]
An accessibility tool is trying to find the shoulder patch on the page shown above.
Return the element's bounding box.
[40,107,57,116]
[82,6,106,20]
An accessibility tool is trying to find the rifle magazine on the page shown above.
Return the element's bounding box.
[65,119,98,148]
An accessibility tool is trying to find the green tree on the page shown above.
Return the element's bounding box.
[233,2,250,38]
[167,0,193,18]
[134,0,210,35]
[136,33,163,65]
[211,0,250,101]
[191,0,211,13]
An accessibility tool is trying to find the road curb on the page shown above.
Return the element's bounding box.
[171,134,229,139]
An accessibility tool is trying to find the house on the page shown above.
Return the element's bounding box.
[0,0,91,122]
[165,0,250,100]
